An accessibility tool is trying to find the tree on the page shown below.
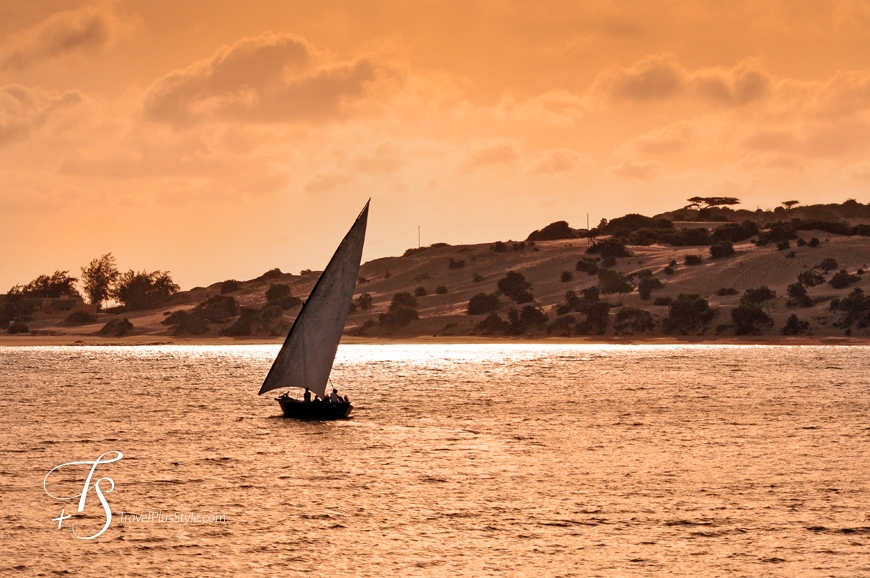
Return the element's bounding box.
[686,196,741,209]
[81,253,120,309]
[497,271,533,303]
[9,270,81,299]
[597,269,634,302]
[356,292,373,310]
[467,292,500,315]
[782,200,800,210]
[112,270,179,310]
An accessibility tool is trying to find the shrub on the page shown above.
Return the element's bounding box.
[162,311,209,336]
[663,266,675,275]
[818,258,839,272]
[786,251,796,259]
[527,221,577,241]
[99,318,133,337]
[474,312,510,335]
[787,283,811,307]
[275,295,302,310]
[512,242,526,251]
[378,293,419,329]
[358,276,369,284]
[717,287,739,296]
[378,306,418,329]
[491,241,507,253]
[221,280,241,294]
[731,303,773,335]
[472,273,484,283]
[8,321,29,334]
[265,283,291,302]
[220,307,261,337]
[710,221,759,243]
[467,293,501,315]
[8,270,81,299]
[560,271,573,282]
[798,270,825,287]
[586,238,630,259]
[194,294,239,322]
[709,241,735,259]
[435,285,448,295]
[776,239,791,250]
[653,296,673,306]
[261,304,283,323]
[830,288,870,329]
[507,305,549,334]
[260,268,284,280]
[577,301,612,334]
[637,276,664,300]
[391,292,417,309]
[829,270,860,289]
[740,286,776,305]
[357,292,373,310]
[414,286,427,297]
[797,238,807,247]
[614,307,655,334]
[497,271,532,303]
[684,254,703,266]
[384,271,391,279]
[808,237,820,247]
[663,294,714,334]
[65,311,97,324]
[576,258,599,275]
[547,314,577,336]
[601,256,617,268]
[581,286,600,302]
[448,258,466,270]
[782,314,810,335]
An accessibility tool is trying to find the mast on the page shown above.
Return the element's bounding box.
[259,200,369,397]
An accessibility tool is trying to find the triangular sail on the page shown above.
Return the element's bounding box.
[259,200,369,397]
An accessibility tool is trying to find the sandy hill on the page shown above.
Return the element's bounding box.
[16,229,870,343]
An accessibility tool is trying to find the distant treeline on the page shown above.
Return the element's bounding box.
[526,199,870,246]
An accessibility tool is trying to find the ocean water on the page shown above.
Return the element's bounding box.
[1,344,868,577]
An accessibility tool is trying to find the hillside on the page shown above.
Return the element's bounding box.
[9,227,870,343]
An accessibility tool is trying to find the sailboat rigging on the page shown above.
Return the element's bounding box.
[259,200,369,419]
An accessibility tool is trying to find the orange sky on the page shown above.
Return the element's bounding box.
[3,1,870,291]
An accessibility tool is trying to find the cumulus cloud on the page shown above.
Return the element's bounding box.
[610,158,661,180]
[594,55,772,106]
[143,32,382,126]
[527,149,587,174]
[594,55,687,102]
[693,63,771,105]
[0,84,83,145]
[460,141,521,172]
[0,6,116,70]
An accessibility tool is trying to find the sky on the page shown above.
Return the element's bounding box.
[2,0,870,291]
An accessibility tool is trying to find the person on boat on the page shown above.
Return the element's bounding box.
[303,387,311,402]
[330,388,339,403]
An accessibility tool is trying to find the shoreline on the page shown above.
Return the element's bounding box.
[1,334,868,347]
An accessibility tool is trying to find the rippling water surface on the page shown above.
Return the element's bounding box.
[1,344,869,576]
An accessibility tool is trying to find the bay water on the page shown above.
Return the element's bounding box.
[1,344,868,576]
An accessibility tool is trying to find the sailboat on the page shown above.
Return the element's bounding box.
[259,200,369,419]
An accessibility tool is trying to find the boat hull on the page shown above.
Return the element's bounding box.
[276,398,353,420]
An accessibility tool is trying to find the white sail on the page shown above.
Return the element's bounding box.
[259,200,369,397]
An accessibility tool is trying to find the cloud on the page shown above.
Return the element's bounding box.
[0,84,83,145]
[610,158,661,180]
[493,90,586,126]
[143,32,382,126]
[460,140,521,172]
[0,6,116,70]
[594,55,772,107]
[594,54,687,102]
[693,63,771,105]
[527,149,586,174]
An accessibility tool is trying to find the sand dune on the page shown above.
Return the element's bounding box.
[7,230,870,345]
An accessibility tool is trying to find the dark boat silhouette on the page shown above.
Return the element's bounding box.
[258,200,369,420]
